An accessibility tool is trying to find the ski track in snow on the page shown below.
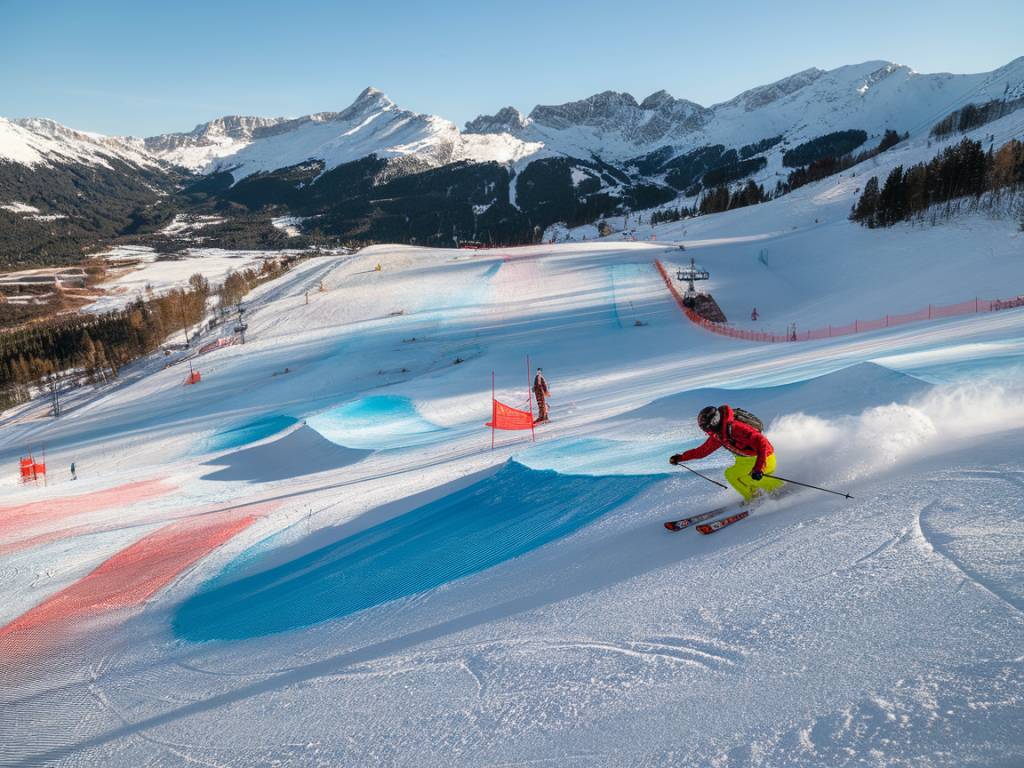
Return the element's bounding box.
[915,478,1024,616]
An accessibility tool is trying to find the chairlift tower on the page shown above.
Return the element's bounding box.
[49,373,61,418]
[675,256,710,308]
[234,304,248,344]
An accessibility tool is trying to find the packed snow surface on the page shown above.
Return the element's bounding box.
[1,172,1023,766]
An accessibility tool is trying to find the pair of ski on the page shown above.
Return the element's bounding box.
[664,488,793,534]
[664,504,749,535]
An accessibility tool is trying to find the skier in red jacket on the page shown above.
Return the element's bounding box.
[670,405,784,502]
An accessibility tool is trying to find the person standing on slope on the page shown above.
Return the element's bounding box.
[533,368,550,423]
[669,405,784,502]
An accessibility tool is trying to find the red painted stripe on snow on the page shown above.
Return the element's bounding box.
[0,478,176,539]
[0,505,269,658]
[0,525,99,556]
[0,495,272,556]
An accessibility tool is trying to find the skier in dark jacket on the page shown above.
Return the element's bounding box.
[533,368,550,423]
[670,405,784,502]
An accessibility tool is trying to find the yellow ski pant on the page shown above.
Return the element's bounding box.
[724,453,784,502]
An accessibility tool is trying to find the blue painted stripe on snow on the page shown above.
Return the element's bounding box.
[173,462,662,641]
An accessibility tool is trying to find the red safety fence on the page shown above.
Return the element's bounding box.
[183,370,202,385]
[461,241,535,251]
[654,259,1024,343]
[196,336,237,356]
[18,456,45,484]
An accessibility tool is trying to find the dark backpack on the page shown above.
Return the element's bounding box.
[729,406,764,433]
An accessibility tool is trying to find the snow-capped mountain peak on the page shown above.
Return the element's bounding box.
[638,90,674,109]
[0,116,157,169]
[186,115,288,140]
[340,86,395,116]
[464,106,529,134]
[141,87,403,173]
[528,90,642,131]
[714,67,825,111]
[142,87,541,181]
[466,88,711,157]
[142,115,290,170]
[4,57,1023,189]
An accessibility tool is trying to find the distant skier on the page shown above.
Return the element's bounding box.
[70,461,77,481]
[751,307,759,321]
[533,368,550,423]
[669,405,784,503]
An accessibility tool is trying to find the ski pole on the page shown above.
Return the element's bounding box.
[676,463,728,489]
[767,474,853,499]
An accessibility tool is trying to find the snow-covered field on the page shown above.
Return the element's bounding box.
[1,181,1022,765]
[271,216,307,238]
[83,246,304,313]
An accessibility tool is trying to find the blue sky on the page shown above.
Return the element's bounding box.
[2,0,1020,137]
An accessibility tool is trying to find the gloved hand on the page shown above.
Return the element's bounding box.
[669,454,683,465]
[750,469,763,481]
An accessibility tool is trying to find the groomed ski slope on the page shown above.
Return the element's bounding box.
[1,190,1023,765]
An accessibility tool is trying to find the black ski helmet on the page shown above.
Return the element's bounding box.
[698,406,721,432]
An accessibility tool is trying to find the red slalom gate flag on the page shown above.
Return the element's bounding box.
[486,399,534,431]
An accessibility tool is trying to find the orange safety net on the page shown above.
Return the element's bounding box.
[655,259,1024,344]
[184,370,202,385]
[486,399,534,431]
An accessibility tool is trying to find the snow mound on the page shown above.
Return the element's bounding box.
[200,425,371,482]
[174,462,661,640]
[207,414,299,452]
[623,362,933,424]
[307,395,448,450]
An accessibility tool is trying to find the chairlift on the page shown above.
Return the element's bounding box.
[675,257,710,307]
